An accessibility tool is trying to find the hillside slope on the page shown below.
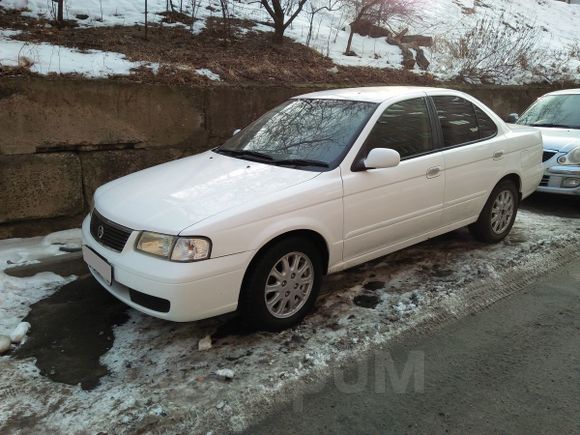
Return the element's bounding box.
[0,0,578,84]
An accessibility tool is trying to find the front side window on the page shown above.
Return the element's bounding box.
[517,94,580,129]
[433,96,480,147]
[362,97,433,159]
[216,98,378,170]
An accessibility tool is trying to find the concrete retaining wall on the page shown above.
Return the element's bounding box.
[0,76,565,238]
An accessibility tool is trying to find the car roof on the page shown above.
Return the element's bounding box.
[544,88,580,96]
[294,86,461,103]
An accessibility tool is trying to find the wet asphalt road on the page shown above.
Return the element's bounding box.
[248,255,580,435]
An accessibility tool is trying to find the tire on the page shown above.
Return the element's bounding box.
[469,179,519,243]
[239,237,323,331]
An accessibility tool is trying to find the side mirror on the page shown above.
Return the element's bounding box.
[233,128,241,136]
[364,148,401,170]
[505,113,519,123]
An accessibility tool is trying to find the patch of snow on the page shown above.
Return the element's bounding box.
[0,335,10,354]
[10,321,31,343]
[196,68,221,81]
[0,32,158,77]
[0,29,22,37]
[214,368,235,380]
[0,229,81,336]
[198,334,212,350]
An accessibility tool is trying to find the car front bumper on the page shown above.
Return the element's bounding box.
[81,215,253,322]
[537,165,580,196]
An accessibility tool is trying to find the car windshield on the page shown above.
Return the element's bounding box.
[517,94,580,129]
[215,98,378,170]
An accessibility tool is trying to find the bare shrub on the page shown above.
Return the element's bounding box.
[343,0,419,55]
[433,14,546,83]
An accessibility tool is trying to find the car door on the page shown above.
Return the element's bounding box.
[429,95,502,226]
[341,96,445,265]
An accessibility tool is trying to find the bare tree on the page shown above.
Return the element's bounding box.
[52,0,64,24]
[144,0,148,39]
[306,0,342,47]
[343,0,417,55]
[219,0,233,38]
[190,0,201,31]
[260,0,309,43]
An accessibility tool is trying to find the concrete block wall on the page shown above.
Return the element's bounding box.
[0,76,564,238]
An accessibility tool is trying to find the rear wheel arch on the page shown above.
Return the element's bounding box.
[499,173,522,198]
[470,177,520,243]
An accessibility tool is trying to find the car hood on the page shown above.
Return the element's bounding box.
[536,127,580,152]
[94,151,321,234]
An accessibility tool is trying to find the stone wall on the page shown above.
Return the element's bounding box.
[0,76,565,238]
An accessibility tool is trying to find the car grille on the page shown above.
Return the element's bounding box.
[539,175,550,187]
[542,151,557,162]
[90,210,133,252]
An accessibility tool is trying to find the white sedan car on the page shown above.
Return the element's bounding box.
[82,87,543,330]
[512,88,580,195]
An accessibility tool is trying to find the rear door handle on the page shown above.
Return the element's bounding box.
[426,166,441,179]
[493,150,504,160]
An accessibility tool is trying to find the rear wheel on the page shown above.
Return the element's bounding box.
[469,179,519,243]
[239,237,322,331]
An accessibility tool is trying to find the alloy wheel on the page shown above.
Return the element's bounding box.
[490,190,515,234]
[264,252,314,318]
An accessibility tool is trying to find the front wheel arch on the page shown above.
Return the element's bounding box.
[245,230,330,280]
[238,234,325,330]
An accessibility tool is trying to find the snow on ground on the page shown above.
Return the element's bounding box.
[0,229,80,336]
[1,0,580,83]
[195,68,221,81]
[0,29,158,77]
[0,208,578,433]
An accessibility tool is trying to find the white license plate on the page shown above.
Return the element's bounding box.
[82,245,113,285]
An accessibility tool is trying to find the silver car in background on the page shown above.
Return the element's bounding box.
[511,89,580,196]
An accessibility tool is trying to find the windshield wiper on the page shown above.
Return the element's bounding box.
[530,123,579,129]
[215,149,329,168]
[272,158,329,168]
[215,148,274,161]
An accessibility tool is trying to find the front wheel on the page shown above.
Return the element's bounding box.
[469,179,519,243]
[239,237,323,331]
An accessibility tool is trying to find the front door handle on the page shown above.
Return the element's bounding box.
[493,150,505,160]
[426,166,441,179]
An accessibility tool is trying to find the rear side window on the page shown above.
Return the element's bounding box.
[363,97,433,159]
[474,105,498,139]
[432,96,480,147]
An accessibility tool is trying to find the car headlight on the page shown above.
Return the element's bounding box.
[136,232,211,262]
[557,147,580,165]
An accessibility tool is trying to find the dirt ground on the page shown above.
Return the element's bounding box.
[0,192,578,433]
